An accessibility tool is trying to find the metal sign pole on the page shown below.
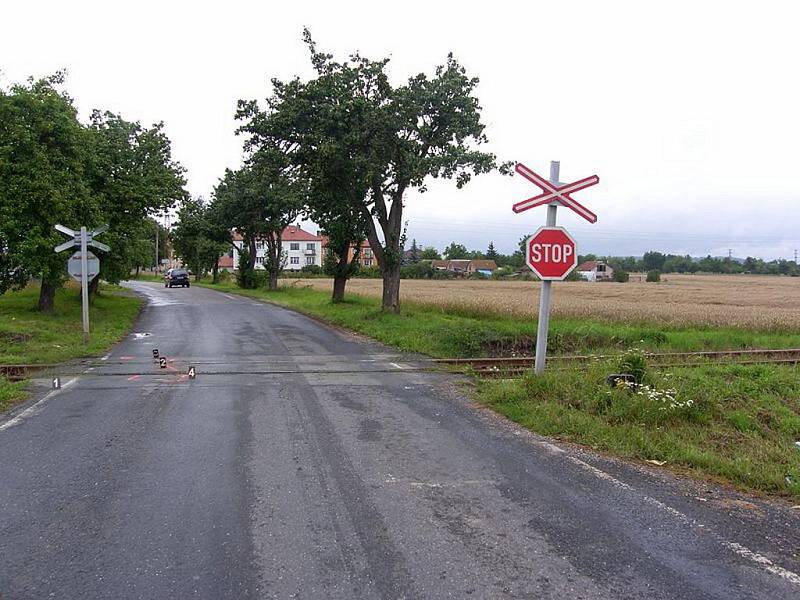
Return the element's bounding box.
[80,227,90,344]
[534,161,560,375]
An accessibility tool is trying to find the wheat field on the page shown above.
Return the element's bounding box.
[282,274,800,330]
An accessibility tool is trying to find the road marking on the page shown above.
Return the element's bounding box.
[565,454,800,586]
[0,377,77,432]
[723,542,800,585]
[127,375,140,381]
[390,362,405,370]
[100,355,109,361]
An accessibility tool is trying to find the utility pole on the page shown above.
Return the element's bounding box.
[728,248,732,260]
[795,249,798,264]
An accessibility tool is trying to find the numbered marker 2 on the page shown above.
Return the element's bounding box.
[159,357,167,369]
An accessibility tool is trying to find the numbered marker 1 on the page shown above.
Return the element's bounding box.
[52,377,61,390]
[159,357,167,369]
[188,366,196,379]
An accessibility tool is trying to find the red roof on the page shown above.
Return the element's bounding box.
[217,254,234,268]
[282,225,321,241]
[230,226,321,242]
[577,261,600,271]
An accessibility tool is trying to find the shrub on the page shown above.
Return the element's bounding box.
[300,264,322,275]
[356,265,382,279]
[646,270,661,282]
[401,262,434,279]
[618,348,648,384]
[613,269,630,283]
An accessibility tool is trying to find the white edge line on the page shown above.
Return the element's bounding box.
[389,362,405,370]
[0,377,78,432]
[565,455,800,586]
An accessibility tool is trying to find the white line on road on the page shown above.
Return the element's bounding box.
[0,377,77,432]
[390,362,405,370]
[565,454,800,586]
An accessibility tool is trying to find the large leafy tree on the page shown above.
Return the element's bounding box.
[85,110,187,289]
[239,31,507,312]
[0,73,94,311]
[171,197,229,282]
[212,153,302,290]
[236,63,370,302]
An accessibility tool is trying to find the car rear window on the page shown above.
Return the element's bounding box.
[172,270,187,276]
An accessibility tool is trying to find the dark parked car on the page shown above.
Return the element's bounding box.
[164,269,190,288]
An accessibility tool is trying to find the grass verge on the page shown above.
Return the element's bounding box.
[199,279,800,497]
[0,283,143,414]
[480,360,800,498]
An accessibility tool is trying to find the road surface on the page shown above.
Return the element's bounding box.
[1,282,798,599]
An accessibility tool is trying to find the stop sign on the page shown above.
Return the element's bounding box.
[525,226,577,280]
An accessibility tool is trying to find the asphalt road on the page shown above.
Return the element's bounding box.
[1,282,799,599]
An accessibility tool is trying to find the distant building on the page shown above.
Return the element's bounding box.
[431,259,497,277]
[221,224,324,271]
[577,260,614,282]
[319,238,378,268]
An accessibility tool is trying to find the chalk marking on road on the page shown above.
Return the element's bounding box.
[127,375,140,381]
[723,542,800,586]
[100,355,109,361]
[0,377,77,432]
[565,454,800,586]
[222,294,237,301]
[390,362,405,370]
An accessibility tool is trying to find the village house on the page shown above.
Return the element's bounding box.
[431,259,497,277]
[218,224,324,271]
[576,260,614,282]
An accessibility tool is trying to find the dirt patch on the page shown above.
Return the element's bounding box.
[0,332,32,344]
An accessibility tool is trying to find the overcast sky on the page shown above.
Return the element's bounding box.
[3,0,799,259]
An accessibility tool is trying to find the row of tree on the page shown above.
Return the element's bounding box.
[0,73,187,310]
[585,251,800,277]
[172,30,507,311]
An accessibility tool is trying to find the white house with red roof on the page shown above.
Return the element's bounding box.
[221,224,324,271]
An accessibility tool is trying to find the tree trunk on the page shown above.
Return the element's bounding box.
[38,280,57,312]
[381,266,401,313]
[135,265,140,278]
[212,261,219,284]
[332,274,347,302]
[89,276,100,301]
[268,271,278,290]
[331,250,350,302]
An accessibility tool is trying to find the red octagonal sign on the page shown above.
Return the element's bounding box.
[525,226,578,281]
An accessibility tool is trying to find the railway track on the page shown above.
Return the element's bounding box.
[3,348,800,381]
[433,348,800,377]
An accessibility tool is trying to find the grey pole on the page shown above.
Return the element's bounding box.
[533,160,560,374]
[155,218,159,274]
[80,226,90,345]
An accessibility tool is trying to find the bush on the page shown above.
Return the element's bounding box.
[356,265,382,279]
[646,270,661,282]
[401,262,434,279]
[300,264,322,275]
[613,269,630,283]
[618,348,648,384]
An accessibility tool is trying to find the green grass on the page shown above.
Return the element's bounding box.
[198,280,800,497]
[0,283,143,364]
[0,377,27,413]
[480,361,800,497]
[197,280,800,357]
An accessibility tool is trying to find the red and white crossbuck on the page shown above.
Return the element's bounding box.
[512,163,599,223]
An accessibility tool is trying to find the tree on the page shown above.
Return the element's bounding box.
[85,110,186,292]
[0,73,92,311]
[241,70,370,301]
[420,246,441,260]
[243,31,506,312]
[171,198,229,281]
[444,242,468,259]
[642,251,666,272]
[486,242,498,260]
[408,239,420,264]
